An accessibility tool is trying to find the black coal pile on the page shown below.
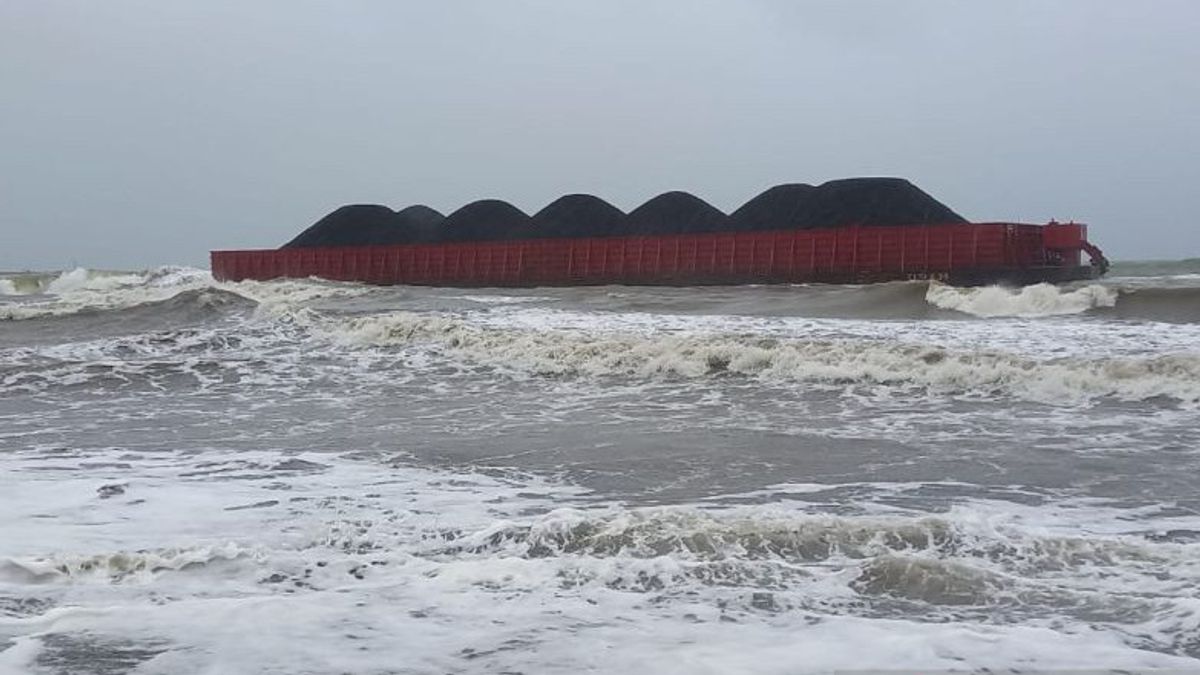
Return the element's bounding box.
[281,178,967,247]
[283,204,446,247]
[625,191,729,235]
[440,200,534,242]
[799,178,966,228]
[731,179,965,231]
[283,205,398,248]
[530,194,627,239]
[730,183,816,231]
[394,205,446,243]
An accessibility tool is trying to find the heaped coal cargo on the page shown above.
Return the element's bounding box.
[213,178,1109,287]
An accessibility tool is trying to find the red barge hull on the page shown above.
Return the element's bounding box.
[211,221,1106,287]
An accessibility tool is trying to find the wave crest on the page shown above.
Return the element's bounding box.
[408,503,1191,617]
[44,268,147,295]
[0,267,372,321]
[431,509,958,562]
[0,544,251,584]
[322,310,1200,403]
[926,283,1118,317]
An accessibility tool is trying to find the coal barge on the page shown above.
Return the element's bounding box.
[211,178,1108,287]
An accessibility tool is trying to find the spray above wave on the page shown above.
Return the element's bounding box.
[44,268,146,295]
[0,268,163,297]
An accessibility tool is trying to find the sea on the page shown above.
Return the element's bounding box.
[1,261,1199,674]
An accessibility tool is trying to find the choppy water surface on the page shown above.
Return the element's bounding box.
[2,262,1199,674]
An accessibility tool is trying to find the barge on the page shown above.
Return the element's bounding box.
[210,180,1108,287]
[211,221,1107,287]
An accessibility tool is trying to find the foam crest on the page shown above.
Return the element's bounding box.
[427,503,1191,574]
[1,268,214,320]
[432,508,957,562]
[0,267,369,321]
[926,282,1117,317]
[320,310,1200,403]
[0,545,250,584]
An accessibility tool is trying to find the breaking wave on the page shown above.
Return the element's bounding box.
[322,310,1200,403]
[431,508,963,563]
[0,267,369,321]
[44,268,146,295]
[0,268,154,297]
[1,267,211,320]
[926,282,1118,317]
[0,545,251,584]
[4,266,1200,324]
[5,267,1200,402]
[927,282,1200,322]
[398,500,1200,650]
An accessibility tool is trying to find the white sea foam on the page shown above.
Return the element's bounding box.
[467,303,1200,358]
[455,294,553,305]
[926,282,1118,317]
[1,448,1197,673]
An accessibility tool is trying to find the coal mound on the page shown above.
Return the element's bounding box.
[530,194,627,239]
[730,183,816,231]
[283,204,447,247]
[282,178,967,246]
[395,204,446,243]
[439,200,533,242]
[801,178,966,228]
[282,205,400,248]
[625,191,729,236]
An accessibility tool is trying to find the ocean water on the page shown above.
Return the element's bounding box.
[1,262,1199,674]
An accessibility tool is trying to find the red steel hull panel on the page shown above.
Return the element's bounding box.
[211,223,1101,287]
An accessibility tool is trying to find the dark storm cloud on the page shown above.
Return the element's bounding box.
[1,0,1197,268]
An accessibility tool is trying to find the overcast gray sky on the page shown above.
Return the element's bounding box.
[2,0,1197,269]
